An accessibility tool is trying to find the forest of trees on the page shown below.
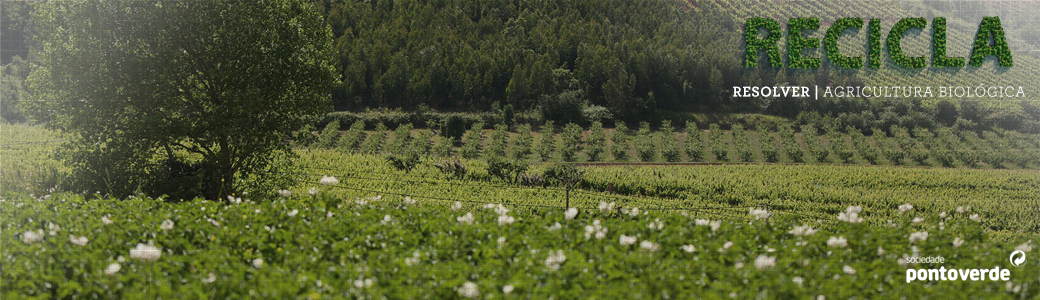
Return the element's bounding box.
[4,0,1039,133]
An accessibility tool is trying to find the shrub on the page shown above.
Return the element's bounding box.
[511,124,534,160]
[316,120,340,148]
[802,125,829,163]
[610,121,630,161]
[485,124,509,158]
[542,163,584,187]
[731,124,754,162]
[708,123,727,161]
[660,120,681,162]
[635,122,656,162]
[433,135,453,157]
[410,128,434,155]
[359,122,387,154]
[460,122,484,159]
[387,151,421,173]
[779,124,803,162]
[387,123,413,154]
[293,124,317,147]
[486,156,529,183]
[338,120,365,151]
[684,121,704,162]
[434,159,467,179]
[850,128,879,165]
[536,121,556,161]
[558,123,584,161]
[585,121,606,161]
[876,130,904,165]
[440,114,468,142]
[760,132,780,162]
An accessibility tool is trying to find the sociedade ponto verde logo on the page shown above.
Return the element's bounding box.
[744,17,1013,69]
[1010,250,1025,267]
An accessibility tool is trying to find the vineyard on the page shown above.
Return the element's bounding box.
[297,120,1040,169]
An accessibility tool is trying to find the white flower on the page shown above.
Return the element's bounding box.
[160,219,174,231]
[405,251,421,266]
[843,265,856,275]
[308,187,318,196]
[104,262,121,275]
[102,215,113,225]
[565,207,578,220]
[953,237,965,248]
[956,206,967,213]
[544,250,567,271]
[598,201,615,213]
[202,272,216,284]
[640,240,660,252]
[647,218,664,230]
[695,219,710,226]
[909,231,929,243]
[502,285,514,294]
[939,211,947,219]
[451,201,463,211]
[682,245,696,253]
[623,206,640,217]
[734,262,744,270]
[898,203,913,213]
[877,246,886,256]
[497,236,506,245]
[381,215,393,225]
[969,214,981,222]
[493,204,511,216]
[749,208,771,220]
[1015,242,1033,253]
[827,236,848,248]
[548,222,562,232]
[789,225,816,237]
[354,278,374,288]
[129,243,161,262]
[710,220,722,232]
[497,214,515,226]
[912,217,924,223]
[277,190,292,198]
[457,212,475,225]
[584,220,608,240]
[288,209,299,217]
[227,195,241,204]
[320,175,339,186]
[252,258,264,268]
[458,281,480,298]
[619,235,638,246]
[47,222,61,236]
[837,205,863,223]
[754,254,776,270]
[69,235,89,246]
[792,276,803,285]
[208,218,220,228]
[403,197,417,206]
[21,229,44,244]
[723,241,734,250]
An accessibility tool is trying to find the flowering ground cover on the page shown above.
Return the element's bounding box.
[4,152,1040,298]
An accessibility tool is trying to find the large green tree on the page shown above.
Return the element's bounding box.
[24,0,338,200]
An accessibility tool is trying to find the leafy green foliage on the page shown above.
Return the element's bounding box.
[339,121,366,151]
[779,124,803,163]
[24,0,338,199]
[360,123,388,154]
[611,121,631,161]
[316,121,340,149]
[760,132,780,163]
[585,122,606,161]
[659,121,681,162]
[461,122,485,159]
[536,121,556,161]
[731,124,754,162]
[708,123,728,162]
[387,123,414,153]
[683,121,704,162]
[635,122,656,162]
[485,124,509,158]
[511,124,534,160]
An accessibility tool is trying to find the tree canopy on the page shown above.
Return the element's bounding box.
[24,0,339,200]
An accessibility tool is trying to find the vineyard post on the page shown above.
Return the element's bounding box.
[566,186,570,208]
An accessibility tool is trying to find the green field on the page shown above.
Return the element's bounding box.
[5,131,1040,297]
